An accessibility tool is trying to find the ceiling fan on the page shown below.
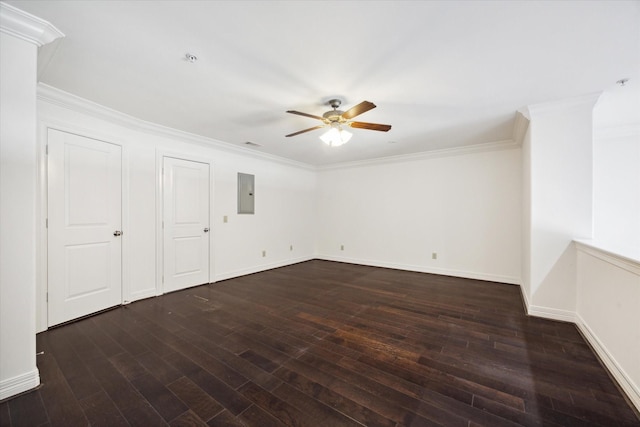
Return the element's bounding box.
[285,99,391,146]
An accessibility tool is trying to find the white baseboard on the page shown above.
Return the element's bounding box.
[315,254,521,285]
[214,256,314,282]
[525,304,577,323]
[517,284,576,323]
[575,314,640,412]
[0,369,40,401]
[520,289,639,413]
[518,283,531,311]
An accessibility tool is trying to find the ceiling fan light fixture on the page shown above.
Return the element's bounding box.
[320,125,352,147]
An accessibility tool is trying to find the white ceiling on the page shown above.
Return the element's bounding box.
[7,0,640,165]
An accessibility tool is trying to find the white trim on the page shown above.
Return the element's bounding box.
[525,304,576,323]
[517,106,531,121]
[37,84,314,172]
[37,84,532,173]
[576,313,640,412]
[36,122,48,333]
[518,283,577,323]
[0,369,40,401]
[519,282,531,311]
[38,122,129,329]
[315,254,521,285]
[121,144,131,304]
[214,256,314,282]
[515,281,576,323]
[36,119,130,329]
[317,139,521,171]
[0,2,64,46]
[520,241,640,412]
[525,92,602,118]
[512,111,530,146]
[575,241,640,275]
[155,151,163,296]
[156,150,216,296]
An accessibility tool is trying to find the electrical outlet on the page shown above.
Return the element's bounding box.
[432,252,437,260]
[290,245,293,251]
[223,215,228,223]
[262,250,266,257]
[341,244,344,251]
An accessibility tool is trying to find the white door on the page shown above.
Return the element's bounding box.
[47,129,122,326]
[163,157,210,293]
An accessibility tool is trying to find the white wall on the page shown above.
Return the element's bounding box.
[316,145,522,284]
[592,126,640,259]
[36,91,317,329]
[525,95,599,319]
[591,81,640,259]
[521,124,532,304]
[38,90,524,328]
[575,87,640,412]
[211,151,316,280]
[576,243,640,410]
[0,28,40,400]
[593,106,640,260]
[30,90,640,414]
[520,93,640,412]
[2,0,637,408]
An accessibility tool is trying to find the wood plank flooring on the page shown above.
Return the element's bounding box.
[2,260,638,426]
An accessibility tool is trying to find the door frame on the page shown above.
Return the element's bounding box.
[37,122,130,332]
[155,149,215,296]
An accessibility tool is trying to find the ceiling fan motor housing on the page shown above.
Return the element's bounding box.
[324,99,345,122]
[323,110,345,122]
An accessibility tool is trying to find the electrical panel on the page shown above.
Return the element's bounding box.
[237,172,255,214]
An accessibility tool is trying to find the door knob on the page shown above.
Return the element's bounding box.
[204,228,209,233]
[113,230,122,236]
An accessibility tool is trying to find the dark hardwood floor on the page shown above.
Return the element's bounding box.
[1,260,638,427]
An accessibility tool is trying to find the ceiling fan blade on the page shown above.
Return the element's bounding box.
[349,121,392,132]
[286,110,326,121]
[341,101,376,120]
[285,125,326,137]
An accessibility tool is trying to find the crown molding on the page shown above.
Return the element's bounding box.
[0,2,63,46]
[512,110,530,145]
[37,83,315,171]
[525,92,602,118]
[37,82,528,173]
[317,138,520,171]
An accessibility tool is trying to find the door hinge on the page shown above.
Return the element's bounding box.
[46,292,48,302]
[45,145,48,155]
[45,218,48,228]
[162,275,164,283]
